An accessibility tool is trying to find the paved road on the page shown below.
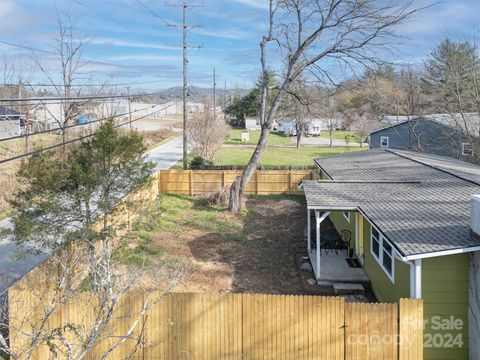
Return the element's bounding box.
[0,136,184,294]
[147,136,184,171]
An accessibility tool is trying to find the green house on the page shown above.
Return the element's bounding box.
[301,149,480,360]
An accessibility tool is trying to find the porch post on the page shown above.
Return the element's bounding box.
[314,210,331,281]
[316,211,321,280]
[307,208,311,253]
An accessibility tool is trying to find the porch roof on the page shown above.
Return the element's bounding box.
[304,150,480,258]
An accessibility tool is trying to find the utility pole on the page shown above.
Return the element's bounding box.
[127,86,132,131]
[213,68,216,121]
[224,80,227,122]
[182,3,188,169]
[167,0,202,170]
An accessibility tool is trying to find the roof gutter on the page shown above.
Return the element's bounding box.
[400,245,480,261]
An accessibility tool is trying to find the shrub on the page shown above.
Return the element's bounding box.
[196,187,230,207]
[189,156,213,170]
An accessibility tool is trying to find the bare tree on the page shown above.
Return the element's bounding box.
[188,111,230,164]
[350,113,378,147]
[33,9,110,142]
[424,38,480,163]
[228,0,425,212]
[280,76,313,147]
[0,123,186,359]
[1,238,184,360]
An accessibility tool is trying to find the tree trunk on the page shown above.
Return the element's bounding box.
[329,130,333,148]
[228,176,241,213]
[229,124,272,213]
[296,132,301,148]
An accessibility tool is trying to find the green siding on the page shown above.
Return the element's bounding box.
[422,254,469,360]
[328,211,470,360]
[328,211,355,254]
[362,220,411,303]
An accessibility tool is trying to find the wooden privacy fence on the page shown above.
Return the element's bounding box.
[158,170,317,196]
[8,293,423,360]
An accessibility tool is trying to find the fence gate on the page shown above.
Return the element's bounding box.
[9,293,423,360]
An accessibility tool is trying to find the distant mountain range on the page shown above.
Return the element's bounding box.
[154,86,250,100]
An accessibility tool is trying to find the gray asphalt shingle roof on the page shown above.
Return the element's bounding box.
[305,149,480,257]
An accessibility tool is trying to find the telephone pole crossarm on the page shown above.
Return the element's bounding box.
[166,0,203,170]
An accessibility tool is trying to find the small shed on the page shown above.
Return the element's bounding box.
[245,117,260,130]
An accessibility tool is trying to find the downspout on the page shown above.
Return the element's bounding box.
[405,259,422,299]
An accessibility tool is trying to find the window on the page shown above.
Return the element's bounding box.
[462,143,473,156]
[371,227,380,258]
[343,211,350,223]
[380,136,389,148]
[370,226,394,282]
[382,241,393,276]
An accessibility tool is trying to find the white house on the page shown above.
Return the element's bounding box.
[305,119,325,136]
[278,117,342,136]
[245,117,260,130]
[277,118,297,136]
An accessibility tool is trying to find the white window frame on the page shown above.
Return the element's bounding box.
[462,142,473,156]
[343,211,350,223]
[370,225,395,283]
[380,136,389,148]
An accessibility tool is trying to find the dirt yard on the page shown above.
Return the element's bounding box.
[115,195,307,294]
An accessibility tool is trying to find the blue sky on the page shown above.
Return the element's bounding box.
[0,0,479,92]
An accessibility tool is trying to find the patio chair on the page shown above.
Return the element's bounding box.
[340,230,352,256]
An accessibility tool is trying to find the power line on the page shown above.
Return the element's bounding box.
[0,101,180,143]
[0,40,122,70]
[0,102,179,165]
[0,91,165,103]
[134,0,175,26]
[0,80,167,88]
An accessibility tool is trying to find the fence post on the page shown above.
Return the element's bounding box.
[189,170,194,196]
[157,171,162,195]
[256,171,259,195]
[288,171,292,194]
[222,171,225,189]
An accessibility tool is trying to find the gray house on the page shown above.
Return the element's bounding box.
[370,115,479,163]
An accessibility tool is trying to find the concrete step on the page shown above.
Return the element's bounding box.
[333,282,365,296]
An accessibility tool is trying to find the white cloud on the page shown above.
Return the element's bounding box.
[104,54,182,62]
[195,28,255,40]
[230,0,269,10]
[0,1,41,34]
[90,38,181,51]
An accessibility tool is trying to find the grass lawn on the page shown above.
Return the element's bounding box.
[213,146,366,168]
[113,194,306,293]
[320,130,361,142]
[225,129,292,146]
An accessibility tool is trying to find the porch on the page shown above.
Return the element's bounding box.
[306,208,369,284]
[308,251,369,283]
